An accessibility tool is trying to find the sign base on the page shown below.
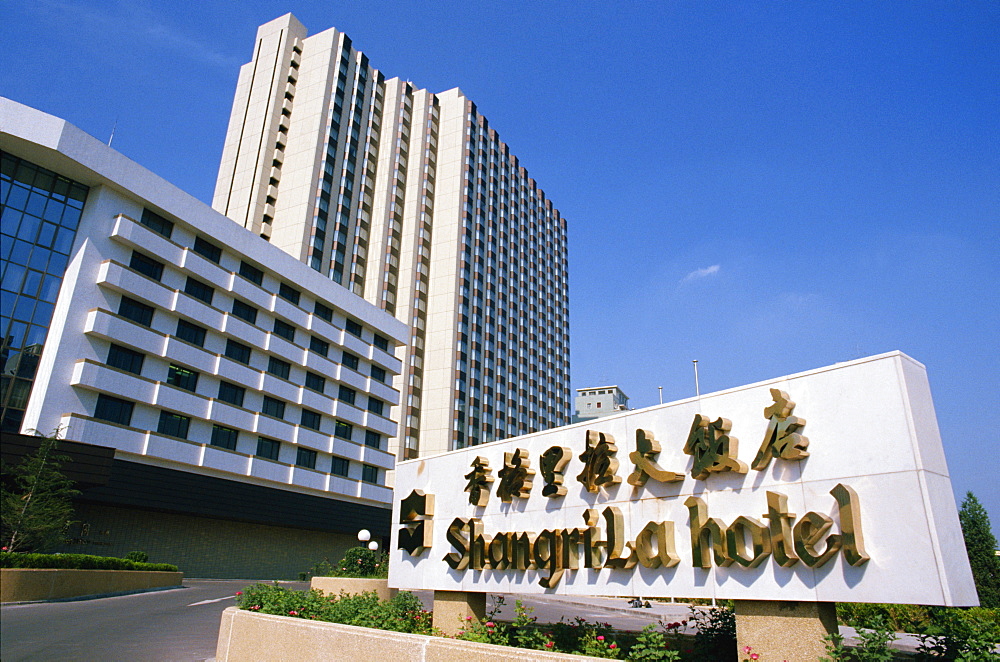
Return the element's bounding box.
[734,600,838,662]
[432,590,486,636]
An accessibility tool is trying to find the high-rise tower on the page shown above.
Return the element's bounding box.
[214,15,571,458]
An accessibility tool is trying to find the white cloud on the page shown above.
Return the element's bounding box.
[681,264,720,282]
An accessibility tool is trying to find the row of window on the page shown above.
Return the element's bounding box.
[134,212,394,354]
[92,393,383,483]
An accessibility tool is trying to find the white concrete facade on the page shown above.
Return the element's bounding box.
[214,15,572,460]
[2,97,408,507]
[390,352,978,606]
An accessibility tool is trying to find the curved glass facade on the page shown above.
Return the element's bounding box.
[0,152,89,432]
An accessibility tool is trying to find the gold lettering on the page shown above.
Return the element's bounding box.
[603,506,637,568]
[762,491,799,567]
[444,517,471,570]
[725,515,772,568]
[635,521,681,569]
[628,429,684,487]
[793,512,841,567]
[685,496,733,568]
[470,519,488,570]
[512,532,535,570]
[581,508,605,568]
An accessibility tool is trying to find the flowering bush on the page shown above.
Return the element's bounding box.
[299,546,389,580]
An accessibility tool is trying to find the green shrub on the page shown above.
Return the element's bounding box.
[124,551,149,563]
[333,546,388,578]
[235,584,433,635]
[0,551,177,572]
[823,615,896,662]
[690,605,737,661]
[915,607,1000,661]
[626,622,684,661]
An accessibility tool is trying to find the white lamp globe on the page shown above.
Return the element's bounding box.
[368,541,378,551]
[357,529,371,543]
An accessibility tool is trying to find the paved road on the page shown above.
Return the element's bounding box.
[0,579,300,662]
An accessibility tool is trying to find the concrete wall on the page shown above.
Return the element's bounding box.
[1,569,182,603]
[57,503,358,580]
[216,607,604,661]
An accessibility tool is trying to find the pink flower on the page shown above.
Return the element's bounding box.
[486,622,495,628]
[289,610,299,616]
[597,635,604,641]
[750,655,759,660]
[744,646,753,654]
[609,643,617,649]
[465,616,473,621]
[250,605,260,611]
[235,591,242,596]
[545,642,554,649]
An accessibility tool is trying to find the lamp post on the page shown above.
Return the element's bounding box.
[358,529,378,551]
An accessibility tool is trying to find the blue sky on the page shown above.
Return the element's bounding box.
[3,1,998,539]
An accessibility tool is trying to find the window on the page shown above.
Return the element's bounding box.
[107,344,144,375]
[256,436,280,461]
[362,464,380,484]
[305,372,325,393]
[373,334,389,352]
[184,276,214,305]
[176,319,206,347]
[210,424,239,450]
[334,420,352,440]
[129,251,164,281]
[314,301,333,323]
[140,208,173,238]
[273,319,295,342]
[331,456,349,477]
[365,430,381,449]
[217,381,245,407]
[157,411,190,439]
[225,339,251,365]
[278,282,301,305]
[94,394,134,426]
[345,318,363,338]
[296,447,317,469]
[193,236,222,263]
[370,365,386,383]
[301,409,321,431]
[118,296,154,327]
[231,300,258,324]
[267,356,291,379]
[367,398,384,416]
[239,260,264,285]
[310,336,329,357]
[342,352,359,371]
[166,364,199,392]
[262,396,285,419]
[338,385,356,405]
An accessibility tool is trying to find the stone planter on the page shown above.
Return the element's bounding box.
[216,607,604,661]
[309,576,396,601]
[0,568,183,602]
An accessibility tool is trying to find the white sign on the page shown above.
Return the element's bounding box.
[389,352,977,606]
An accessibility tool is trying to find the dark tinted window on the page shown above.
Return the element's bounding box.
[262,396,285,419]
[256,436,280,461]
[129,251,164,281]
[157,411,190,439]
[334,420,352,440]
[296,447,317,469]
[140,208,173,238]
[176,319,206,347]
[225,339,251,365]
[342,352,359,370]
[217,381,245,407]
[118,296,154,327]
[107,344,144,375]
[365,430,381,449]
[193,236,222,263]
[345,319,363,338]
[166,365,198,392]
[267,356,291,379]
[314,301,333,323]
[367,398,384,416]
[278,282,300,305]
[310,336,329,356]
[231,300,258,324]
[373,334,389,352]
[338,385,356,405]
[362,464,379,484]
[300,409,321,431]
[239,261,264,285]
[273,319,295,342]
[210,425,239,450]
[331,456,349,476]
[94,394,134,426]
[305,372,325,393]
[184,276,214,305]
[371,365,386,383]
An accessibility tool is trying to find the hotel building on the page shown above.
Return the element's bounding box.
[1,98,407,577]
[214,15,572,458]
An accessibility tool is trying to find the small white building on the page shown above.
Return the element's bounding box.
[573,385,629,422]
[0,98,408,577]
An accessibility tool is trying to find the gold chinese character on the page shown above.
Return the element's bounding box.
[540,446,571,497]
[464,456,494,507]
[683,414,747,480]
[398,489,434,556]
[577,430,621,492]
[751,388,809,471]
[496,448,535,502]
[627,429,684,487]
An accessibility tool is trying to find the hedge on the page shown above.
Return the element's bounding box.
[0,551,178,572]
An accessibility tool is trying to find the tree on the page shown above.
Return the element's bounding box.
[1,430,79,552]
[958,491,1000,608]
